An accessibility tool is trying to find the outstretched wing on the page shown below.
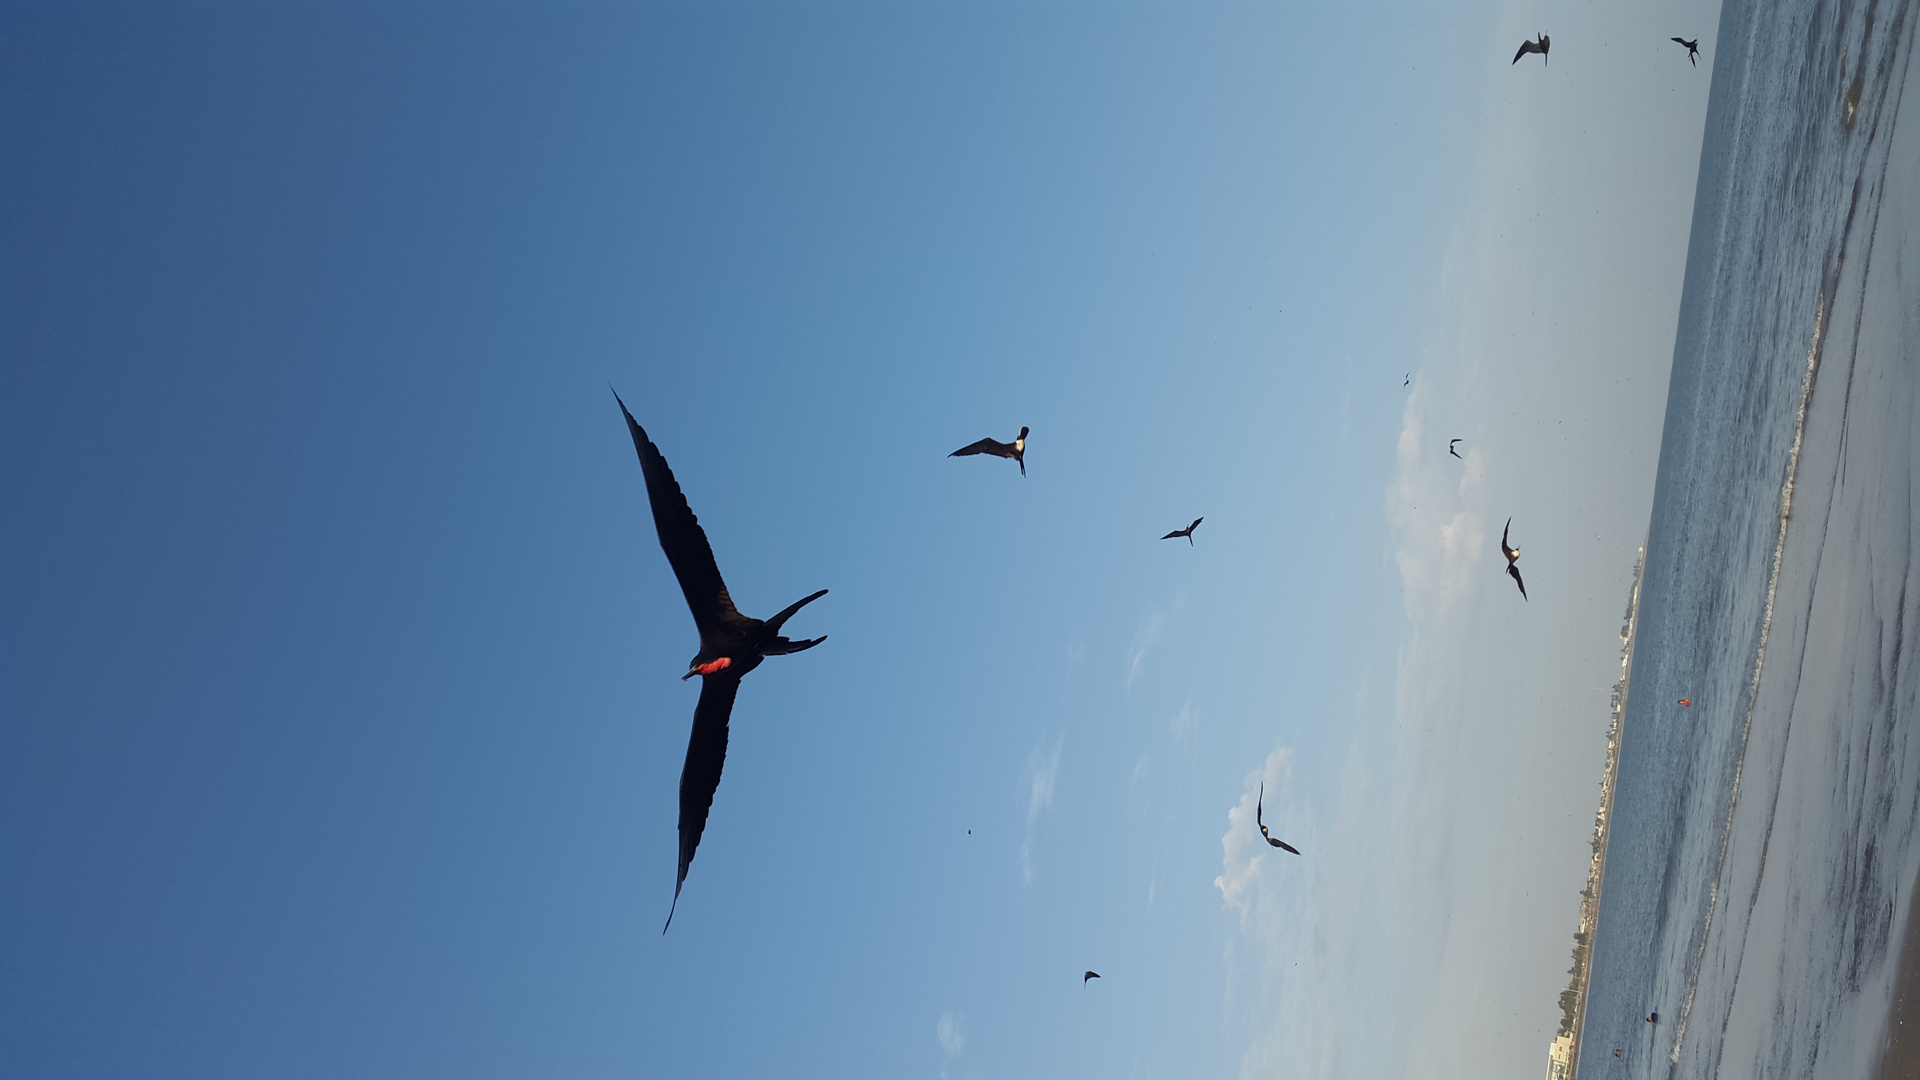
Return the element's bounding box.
[1161,529,1184,540]
[1508,563,1529,601]
[1265,836,1302,855]
[1513,40,1530,63]
[664,673,741,932]
[615,392,748,642]
[1500,517,1514,558]
[950,437,1012,459]
[1671,37,1687,45]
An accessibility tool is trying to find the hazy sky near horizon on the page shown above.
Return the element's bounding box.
[2,2,1717,1077]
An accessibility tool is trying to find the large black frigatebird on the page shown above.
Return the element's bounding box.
[1161,518,1203,545]
[1501,517,1528,601]
[949,427,1029,476]
[1257,783,1300,855]
[615,391,828,932]
[1513,34,1550,64]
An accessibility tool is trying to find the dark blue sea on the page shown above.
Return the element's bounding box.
[1577,1,1920,1078]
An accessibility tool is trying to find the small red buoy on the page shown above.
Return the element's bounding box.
[1677,698,1691,706]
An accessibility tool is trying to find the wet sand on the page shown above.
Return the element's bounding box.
[1876,876,1920,1080]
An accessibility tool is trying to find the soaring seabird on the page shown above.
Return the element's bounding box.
[1162,518,1204,545]
[615,391,829,932]
[1448,439,1463,459]
[1500,517,1528,600]
[950,427,1029,476]
[1257,783,1301,855]
[1513,34,1550,65]
[1671,37,1700,65]
[1084,971,1101,985]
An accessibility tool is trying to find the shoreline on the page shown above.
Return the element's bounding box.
[1551,541,1647,1080]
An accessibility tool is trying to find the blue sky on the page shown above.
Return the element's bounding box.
[2,3,1717,1077]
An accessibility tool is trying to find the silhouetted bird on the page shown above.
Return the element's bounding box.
[615,391,828,933]
[1513,34,1550,65]
[1084,971,1101,985]
[1257,783,1301,855]
[1501,518,1528,600]
[950,427,1029,476]
[1672,37,1700,65]
[1162,518,1204,545]
[1448,438,1463,459]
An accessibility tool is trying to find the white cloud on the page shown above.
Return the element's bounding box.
[1019,732,1064,885]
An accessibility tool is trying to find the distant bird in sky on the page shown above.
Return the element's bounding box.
[1257,783,1301,855]
[1448,438,1463,459]
[1501,518,1528,600]
[616,391,829,933]
[1084,971,1101,985]
[1672,37,1700,65]
[950,426,1029,476]
[1161,517,1204,545]
[1404,373,1411,386]
[1513,34,1550,65]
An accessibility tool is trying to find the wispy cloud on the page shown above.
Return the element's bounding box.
[1169,697,1200,757]
[1126,595,1185,690]
[937,1011,965,1080]
[1019,733,1064,884]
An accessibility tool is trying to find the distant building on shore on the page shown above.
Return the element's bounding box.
[1545,1033,1574,1080]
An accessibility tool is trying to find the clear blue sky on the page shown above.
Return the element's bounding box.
[1,3,1715,1077]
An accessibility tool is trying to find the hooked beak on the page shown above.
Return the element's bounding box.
[681,669,698,681]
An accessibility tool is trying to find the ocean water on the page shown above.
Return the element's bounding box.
[1577,2,1920,1079]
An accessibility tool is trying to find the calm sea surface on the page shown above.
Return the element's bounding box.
[1578,2,1920,1079]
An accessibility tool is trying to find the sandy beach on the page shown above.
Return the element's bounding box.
[1576,6,1920,1077]
[1703,19,1920,1076]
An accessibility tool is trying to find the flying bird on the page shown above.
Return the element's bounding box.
[949,427,1029,476]
[615,391,829,933]
[1501,518,1528,600]
[1672,37,1700,65]
[1084,971,1101,985]
[1448,438,1463,459]
[1404,373,1411,386]
[1257,783,1301,855]
[1513,34,1550,64]
[1161,517,1204,545]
